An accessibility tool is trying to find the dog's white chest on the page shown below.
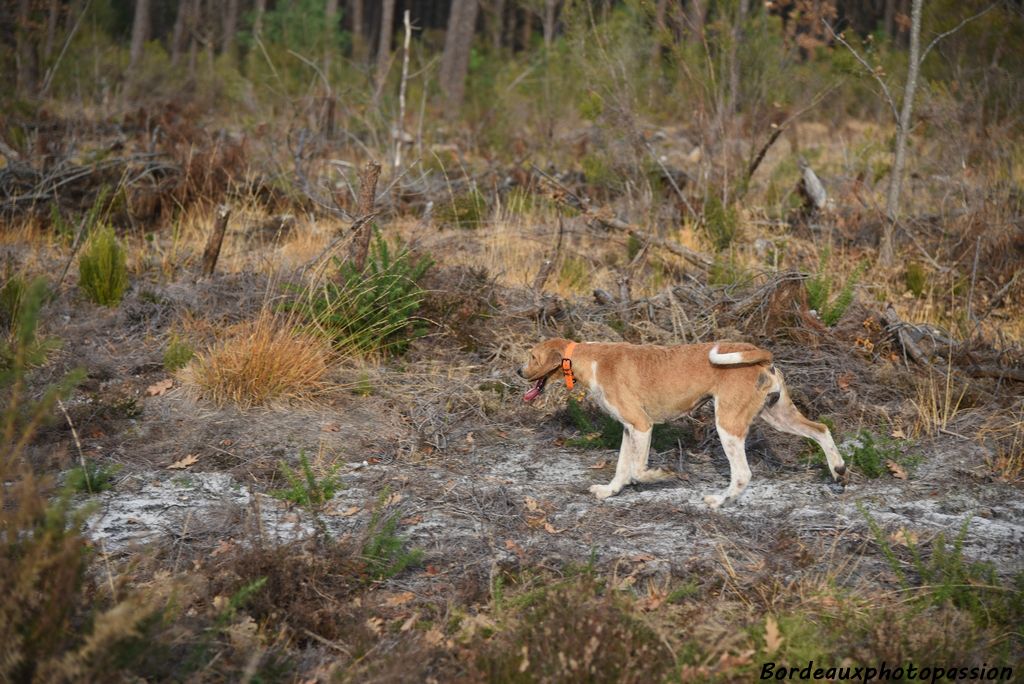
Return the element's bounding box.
[587,361,625,424]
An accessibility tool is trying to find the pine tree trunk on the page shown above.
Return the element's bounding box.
[222,0,240,59]
[351,0,365,59]
[130,0,151,70]
[881,0,922,266]
[16,0,38,97]
[440,0,480,114]
[375,0,396,85]
[542,0,558,49]
[44,0,60,61]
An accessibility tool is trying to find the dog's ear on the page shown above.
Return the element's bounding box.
[542,338,569,369]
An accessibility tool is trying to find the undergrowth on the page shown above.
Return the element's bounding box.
[563,396,691,451]
[805,250,868,326]
[271,451,342,509]
[297,232,432,356]
[362,489,424,581]
[79,225,128,307]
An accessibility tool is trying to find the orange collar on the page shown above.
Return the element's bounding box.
[561,342,578,390]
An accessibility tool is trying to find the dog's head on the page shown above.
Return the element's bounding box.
[517,338,573,402]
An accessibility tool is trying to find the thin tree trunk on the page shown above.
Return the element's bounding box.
[16,0,38,97]
[171,0,189,66]
[44,0,60,61]
[650,0,668,68]
[252,0,266,39]
[325,0,339,72]
[440,0,480,114]
[130,0,151,69]
[375,0,396,86]
[351,0,365,59]
[519,6,532,50]
[222,0,240,59]
[881,0,922,266]
[488,0,506,53]
[542,0,558,49]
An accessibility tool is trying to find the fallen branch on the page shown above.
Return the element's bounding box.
[882,304,932,367]
[589,213,712,271]
[965,365,1024,383]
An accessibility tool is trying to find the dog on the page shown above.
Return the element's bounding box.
[518,338,846,508]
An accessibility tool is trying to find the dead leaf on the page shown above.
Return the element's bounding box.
[524,496,541,512]
[146,378,173,396]
[630,553,656,563]
[889,528,920,547]
[543,522,560,534]
[886,459,908,480]
[385,492,403,506]
[504,539,526,557]
[465,432,474,445]
[383,591,415,608]
[589,459,608,469]
[424,627,445,647]
[341,506,361,517]
[425,564,440,576]
[219,439,233,446]
[321,423,340,432]
[890,426,906,439]
[836,372,855,390]
[400,612,419,632]
[167,454,199,470]
[210,540,235,557]
[365,617,384,636]
[764,615,784,654]
[400,514,423,525]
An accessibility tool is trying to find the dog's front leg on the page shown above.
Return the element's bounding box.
[589,426,638,500]
[630,428,671,484]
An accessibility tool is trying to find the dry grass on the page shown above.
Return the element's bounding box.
[912,365,967,438]
[980,406,1024,483]
[180,311,333,409]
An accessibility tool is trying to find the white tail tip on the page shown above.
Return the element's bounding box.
[709,345,746,365]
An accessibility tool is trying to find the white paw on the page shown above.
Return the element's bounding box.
[590,484,614,500]
[703,494,725,509]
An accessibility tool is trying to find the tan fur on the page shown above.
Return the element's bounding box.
[519,338,847,508]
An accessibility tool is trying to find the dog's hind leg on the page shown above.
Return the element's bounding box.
[760,385,847,480]
[703,422,752,509]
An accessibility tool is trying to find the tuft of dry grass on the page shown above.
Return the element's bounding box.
[912,363,967,438]
[980,406,1024,483]
[180,311,332,409]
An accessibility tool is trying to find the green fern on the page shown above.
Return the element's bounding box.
[805,250,867,326]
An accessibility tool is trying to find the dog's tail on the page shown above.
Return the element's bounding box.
[708,343,773,366]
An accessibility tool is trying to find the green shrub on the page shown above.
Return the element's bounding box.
[703,194,739,251]
[836,429,920,478]
[708,254,752,287]
[79,225,128,307]
[563,396,690,451]
[437,189,488,229]
[362,490,424,581]
[0,272,28,333]
[862,508,1024,630]
[271,451,342,509]
[558,255,591,292]
[162,334,194,371]
[296,232,432,357]
[805,250,868,326]
[64,462,122,494]
[905,262,928,297]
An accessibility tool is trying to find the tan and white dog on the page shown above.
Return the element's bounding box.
[518,338,846,508]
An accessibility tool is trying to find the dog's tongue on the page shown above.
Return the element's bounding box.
[523,379,544,402]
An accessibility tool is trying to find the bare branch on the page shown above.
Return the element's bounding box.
[823,20,899,124]
[920,3,999,64]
